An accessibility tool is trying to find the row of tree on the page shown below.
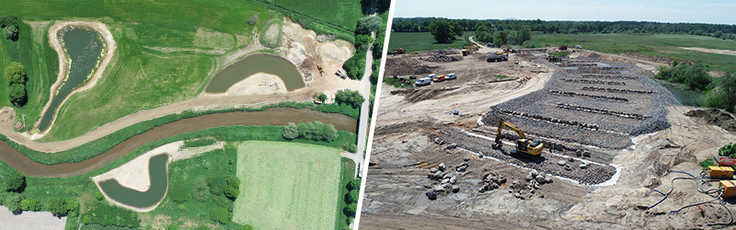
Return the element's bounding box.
[655,63,736,113]
[343,178,361,224]
[283,121,339,142]
[394,17,736,40]
[5,62,28,106]
[426,19,533,46]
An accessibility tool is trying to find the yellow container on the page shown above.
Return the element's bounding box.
[708,166,735,178]
[720,180,736,198]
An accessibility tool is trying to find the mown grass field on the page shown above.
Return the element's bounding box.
[233,141,341,230]
[387,31,475,53]
[527,33,736,70]
[257,0,363,31]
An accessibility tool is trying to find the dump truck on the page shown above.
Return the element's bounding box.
[486,52,508,62]
[462,44,479,56]
[491,117,544,158]
[393,48,406,55]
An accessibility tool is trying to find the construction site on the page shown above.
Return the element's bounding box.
[361,43,736,228]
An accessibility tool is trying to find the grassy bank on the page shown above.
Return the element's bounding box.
[526,33,736,70]
[233,141,342,230]
[387,31,475,53]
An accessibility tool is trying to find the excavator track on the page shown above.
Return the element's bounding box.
[440,129,616,185]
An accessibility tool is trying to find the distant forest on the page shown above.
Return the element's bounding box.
[392,17,736,40]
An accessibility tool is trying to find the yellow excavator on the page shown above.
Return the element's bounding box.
[491,117,544,158]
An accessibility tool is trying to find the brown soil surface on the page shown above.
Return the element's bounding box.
[362,48,736,228]
[686,108,736,132]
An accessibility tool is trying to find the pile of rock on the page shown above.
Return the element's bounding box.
[581,86,655,95]
[426,162,460,200]
[507,170,553,200]
[580,74,639,80]
[479,172,506,193]
[423,54,460,62]
[498,108,601,131]
[550,90,629,102]
[556,103,651,120]
[560,78,626,86]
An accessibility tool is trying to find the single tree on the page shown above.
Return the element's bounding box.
[356,16,382,35]
[224,175,240,200]
[318,93,328,102]
[346,190,360,204]
[3,25,18,41]
[5,194,22,213]
[4,62,26,85]
[429,19,456,43]
[283,122,299,140]
[344,203,357,216]
[9,84,26,106]
[170,182,191,203]
[4,170,26,193]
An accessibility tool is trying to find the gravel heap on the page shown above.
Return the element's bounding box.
[441,131,616,185]
[422,54,461,62]
[480,57,679,149]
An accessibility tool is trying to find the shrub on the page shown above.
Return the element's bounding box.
[336,90,366,109]
[297,121,338,142]
[355,34,374,50]
[343,203,357,216]
[239,224,254,230]
[720,142,736,158]
[248,13,259,26]
[82,215,90,225]
[95,191,105,200]
[347,179,361,191]
[167,224,179,230]
[318,93,328,102]
[356,17,382,35]
[85,202,139,228]
[210,207,231,224]
[46,197,68,217]
[8,84,26,106]
[21,199,40,211]
[208,176,226,196]
[3,25,18,41]
[170,182,191,203]
[342,51,366,80]
[192,189,210,203]
[282,122,299,140]
[5,194,22,213]
[178,204,186,211]
[4,170,26,193]
[4,62,26,85]
[346,190,360,204]
[224,175,240,200]
[213,194,233,209]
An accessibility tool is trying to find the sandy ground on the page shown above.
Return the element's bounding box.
[34,21,117,138]
[92,140,224,212]
[0,206,66,230]
[681,47,736,56]
[0,18,362,153]
[223,73,288,95]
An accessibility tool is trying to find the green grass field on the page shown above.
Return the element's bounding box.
[387,31,475,53]
[233,141,342,230]
[258,0,363,31]
[527,33,736,70]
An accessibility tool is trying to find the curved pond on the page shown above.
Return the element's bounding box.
[205,54,305,93]
[664,85,705,106]
[98,154,169,208]
[39,27,104,131]
[0,108,357,177]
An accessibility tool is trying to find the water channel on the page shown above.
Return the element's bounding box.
[39,27,104,131]
[205,54,305,93]
[98,154,169,208]
[0,108,356,177]
[664,85,705,106]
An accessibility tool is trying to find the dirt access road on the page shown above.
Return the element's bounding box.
[0,19,362,153]
[362,48,736,228]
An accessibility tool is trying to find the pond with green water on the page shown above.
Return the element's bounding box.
[205,54,305,93]
[98,154,169,208]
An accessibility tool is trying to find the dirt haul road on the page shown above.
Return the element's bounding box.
[362,50,736,229]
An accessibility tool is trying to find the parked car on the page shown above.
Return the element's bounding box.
[431,75,445,82]
[415,77,432,86]
[446,73,457,80]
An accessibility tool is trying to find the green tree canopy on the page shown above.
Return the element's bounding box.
[346,190,360,204]
[4,25,18,41]
[8,84,26,106]
[356,16,382,35]
[224,175,240,200]
[336,90,365,109]
[4,170,26,193]
[4,62,26,85]
[4,194,22,213]
[282,122,299,140]
[429,19,457,43]
[170,181,191,203]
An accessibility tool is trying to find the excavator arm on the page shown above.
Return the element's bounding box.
[492,117,526,148]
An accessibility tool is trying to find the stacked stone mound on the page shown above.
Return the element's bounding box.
[561,78,626,86]
[423,54,460,62]
[581,74,639,80]
[621,52,695,65]
[498,108,601,131]
[581,86,655,94]
[479,172,506,193]
[550,90,629,102]
[556,103,651,120]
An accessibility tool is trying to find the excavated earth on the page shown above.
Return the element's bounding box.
[361,50,736,229]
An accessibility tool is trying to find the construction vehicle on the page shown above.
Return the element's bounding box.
[486,52,508,62]
[491,117,544,158]
[393,48,405,55]
[317,64,324,76]
[462,44,479,56]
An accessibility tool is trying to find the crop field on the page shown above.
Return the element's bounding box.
[256,0,363,31]
[233,141,341,230]
[387,31,475,53]
[528,33,736,70]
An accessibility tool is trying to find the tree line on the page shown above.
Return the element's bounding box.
[393,17,736,40]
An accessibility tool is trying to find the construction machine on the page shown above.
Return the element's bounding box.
[393,48,406,55]
[491,117,544,158]
[317,64,324,76]
[462,44,480,56]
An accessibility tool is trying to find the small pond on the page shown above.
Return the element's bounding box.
[39,27,104,131]
[205,54,305,93]
[98,154,169,208]
[664,85,705,106]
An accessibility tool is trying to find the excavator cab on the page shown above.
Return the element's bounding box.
[492,118,544,159]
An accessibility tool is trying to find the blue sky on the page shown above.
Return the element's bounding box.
[393,0,736,25]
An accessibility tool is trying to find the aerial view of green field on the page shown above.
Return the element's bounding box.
[0,0,388,229]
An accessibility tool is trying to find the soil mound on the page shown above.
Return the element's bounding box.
[384,58,437,76]
[686,109,736,132]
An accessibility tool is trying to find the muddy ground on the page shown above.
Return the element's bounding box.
[361,50,736,229]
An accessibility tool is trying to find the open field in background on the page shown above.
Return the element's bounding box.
[528,33,736,70]
[387,31,476,53]
[257,0,363,31]
[233,141,342,230]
